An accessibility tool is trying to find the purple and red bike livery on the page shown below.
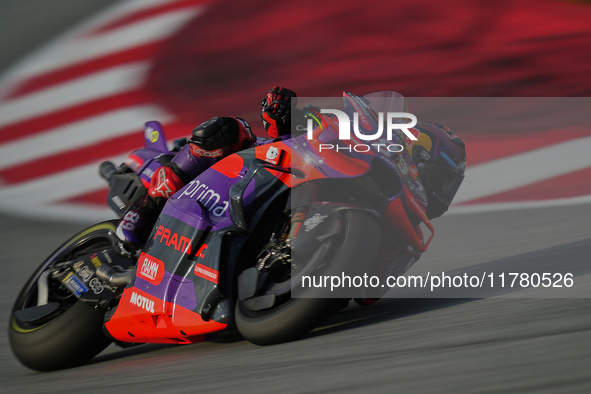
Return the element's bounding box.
[9,91,450,371]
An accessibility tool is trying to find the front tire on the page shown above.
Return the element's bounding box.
[8,221,118,371]
[236,210,381,346]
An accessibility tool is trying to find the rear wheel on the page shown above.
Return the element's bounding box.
[236,210,381,345]
[9,221,119,371]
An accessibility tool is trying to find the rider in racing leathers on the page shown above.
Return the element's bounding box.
[115,86,466,307]
[116,87,300,251]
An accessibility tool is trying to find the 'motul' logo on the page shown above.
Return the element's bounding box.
[307,110,417,153]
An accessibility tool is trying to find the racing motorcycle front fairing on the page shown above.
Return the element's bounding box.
[103,91,435,344]
[289,92,434,254]
[104,144,292,344]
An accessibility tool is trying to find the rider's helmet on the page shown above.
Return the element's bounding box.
[409,123,466,219]
[189,116,256,158]
[260,86,297,138]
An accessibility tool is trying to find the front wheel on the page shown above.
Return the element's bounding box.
[8,221,119,371]
[236,210,381,346]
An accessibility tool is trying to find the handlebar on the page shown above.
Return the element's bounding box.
[99,161,118,183]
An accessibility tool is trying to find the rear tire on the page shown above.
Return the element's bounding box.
[236,210,381,346]
[8,221,118,371]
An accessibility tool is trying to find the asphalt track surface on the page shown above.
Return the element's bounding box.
[1,1,591,393]
[1,204,590,393]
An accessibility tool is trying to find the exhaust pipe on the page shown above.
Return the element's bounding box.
[95,265,133,288]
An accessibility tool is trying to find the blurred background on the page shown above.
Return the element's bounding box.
[0,0,590,221]
[0,0,590,391]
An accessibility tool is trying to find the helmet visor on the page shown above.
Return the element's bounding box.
[421,161,465,205]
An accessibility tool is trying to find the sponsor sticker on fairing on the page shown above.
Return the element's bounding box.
[194,263,219,284]
[129,291,155,313]
[77,265,93,282]
[303,213,328,232]
[111,195,126,210]
[124,154,143,171]
[102,250,113,264]
[265,146,280,164]
[62,272,89,297]
[90,253,102,268]
[145,125,160,143]
[153,225,194,254]
[178,180,230,217]
[89,278,105,294]
[137,253,165,285]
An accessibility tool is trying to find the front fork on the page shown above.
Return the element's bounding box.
[287,183,319,239]
[256,183,319,273]
[237,183,319,310]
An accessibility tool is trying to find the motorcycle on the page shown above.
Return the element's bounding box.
[9,91,441,371]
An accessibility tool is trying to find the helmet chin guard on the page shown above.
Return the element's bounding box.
[410,123,466,219]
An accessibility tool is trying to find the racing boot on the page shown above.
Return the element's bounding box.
[115,162,189,254]
[115,193,165,255]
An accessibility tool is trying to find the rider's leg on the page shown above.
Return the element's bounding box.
[115,164,186,250]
